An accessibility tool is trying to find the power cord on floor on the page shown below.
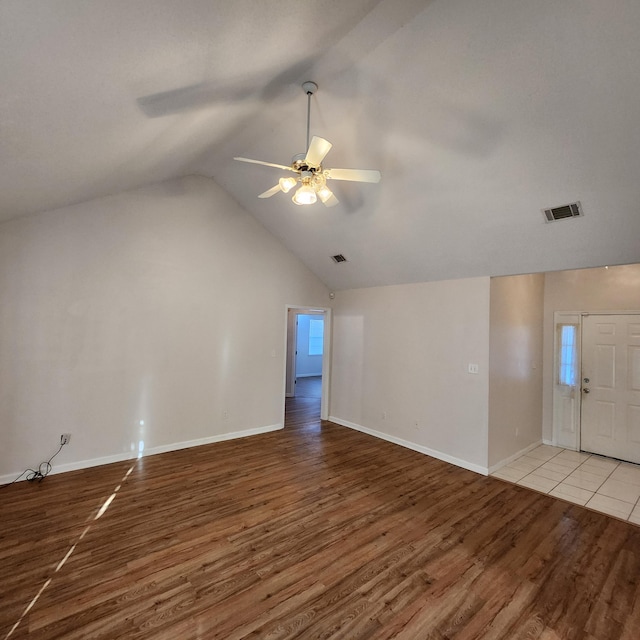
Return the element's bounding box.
[1,441,65,488]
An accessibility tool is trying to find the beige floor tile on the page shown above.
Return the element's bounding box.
[517,474,559,494]
[508,458,543,473]
[581,456,619,473]
[609,463,640,485]
[549,483,594,506]
[521,454,549,467]
[597,478,640,504]
[555,450,591,463]
[585,494,634,520]
[578,464,616,479]
[548,456,582,469]
[541,460,580,475]
[531,467,569,483]
[492,450,640,527]
[491,467,528,482]
[526,446,562,461]
[564,469,606,492]
[536,444,563,452]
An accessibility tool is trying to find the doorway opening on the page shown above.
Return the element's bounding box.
[284,306,331,428]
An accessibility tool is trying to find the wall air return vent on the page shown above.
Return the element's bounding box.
[331,254,348,263]
[542,201,583,223]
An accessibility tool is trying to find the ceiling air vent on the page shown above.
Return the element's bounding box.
[331,254,348,263]
[542,201,583,223]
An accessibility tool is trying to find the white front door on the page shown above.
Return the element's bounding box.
[581,314,640,463]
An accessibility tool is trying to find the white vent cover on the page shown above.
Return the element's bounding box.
[331,254,348,263]
[542,201,583,222]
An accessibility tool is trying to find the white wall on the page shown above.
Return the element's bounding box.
[542,264,640,442]
[295,314,323,377]
[488,274,544,468]
[0,176,330,481]
[329,277,491,473]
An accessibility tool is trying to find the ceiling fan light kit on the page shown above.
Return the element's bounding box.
[279,176,297,193]
[292,183,317,206]
[234,82,381,207]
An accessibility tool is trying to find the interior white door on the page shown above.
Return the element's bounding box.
[581,314,640,463]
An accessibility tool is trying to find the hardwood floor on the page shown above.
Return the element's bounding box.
[2,397,640,639]
[294,376,322,399]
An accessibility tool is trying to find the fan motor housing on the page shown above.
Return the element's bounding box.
[292,156,320,173]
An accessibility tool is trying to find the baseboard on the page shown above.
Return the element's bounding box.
[142,424,283,457]
[328,416,489,476]
[487,439,543,475]
[0,423,283,486]
[296,373,322,378]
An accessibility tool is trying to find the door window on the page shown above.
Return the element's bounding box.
[557,324,578,386]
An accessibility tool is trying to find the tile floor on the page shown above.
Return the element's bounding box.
[491,444,640,526]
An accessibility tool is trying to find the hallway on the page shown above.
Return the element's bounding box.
[293,375,322,399]
[285,376,322,434]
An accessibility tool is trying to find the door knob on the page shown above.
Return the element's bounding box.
[583,388,590,393]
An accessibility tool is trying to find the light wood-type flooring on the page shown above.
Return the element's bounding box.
[2,393,640,639]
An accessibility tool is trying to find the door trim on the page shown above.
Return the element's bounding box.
[551,310,640,451]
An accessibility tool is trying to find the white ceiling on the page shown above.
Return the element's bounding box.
[2,0,639,290]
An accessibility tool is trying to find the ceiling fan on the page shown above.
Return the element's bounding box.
[234,82,381,207]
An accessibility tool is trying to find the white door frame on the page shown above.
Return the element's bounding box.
[285,308,299,398]
[552,310,640,451]
[283,305,332,422]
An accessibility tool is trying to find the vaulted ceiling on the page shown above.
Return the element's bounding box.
[2,0,639,290]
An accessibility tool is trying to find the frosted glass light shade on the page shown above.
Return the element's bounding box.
[292,184,317,205]
[279,176,297,193]
[316,185,333,203]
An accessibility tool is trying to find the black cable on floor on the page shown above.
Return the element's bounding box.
[0,442,64,488]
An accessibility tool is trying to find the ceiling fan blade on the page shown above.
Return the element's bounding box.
[325,168,381,183]
[234,157,296,172]
[258,184,282,199]
[321,192,339,207]
[304,136,332,166]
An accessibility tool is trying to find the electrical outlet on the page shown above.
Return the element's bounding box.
[60,433,71,446]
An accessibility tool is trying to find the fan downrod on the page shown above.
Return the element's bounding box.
[301,81,318,154]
